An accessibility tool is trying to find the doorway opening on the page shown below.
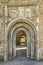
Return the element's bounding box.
[16,30,27,57]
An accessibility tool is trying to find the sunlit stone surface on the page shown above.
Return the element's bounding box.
[0,0,43,61]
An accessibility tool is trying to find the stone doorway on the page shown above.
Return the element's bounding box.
[16,30,27,57]
[4,18,37,61]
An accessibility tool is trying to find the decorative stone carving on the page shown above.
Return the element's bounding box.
[19,7,24,18]
[25,8,31,18]
[12,8,17,18]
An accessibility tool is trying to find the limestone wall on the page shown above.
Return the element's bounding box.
[0,0,43,61]
[0,1,5,60]
[39,0,43,59]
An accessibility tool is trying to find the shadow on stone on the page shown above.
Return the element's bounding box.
[0,56,4,61]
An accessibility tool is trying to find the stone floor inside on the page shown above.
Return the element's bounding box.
[0,56,43,65]
[16,45,27,57]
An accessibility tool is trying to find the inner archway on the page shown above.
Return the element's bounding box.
[16,30,26,46]
[16,30,27,57]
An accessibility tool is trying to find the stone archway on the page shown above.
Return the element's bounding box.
[4,18,37,61]
[12,27,30,58]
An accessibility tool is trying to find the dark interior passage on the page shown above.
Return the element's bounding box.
[16,30,27,57]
